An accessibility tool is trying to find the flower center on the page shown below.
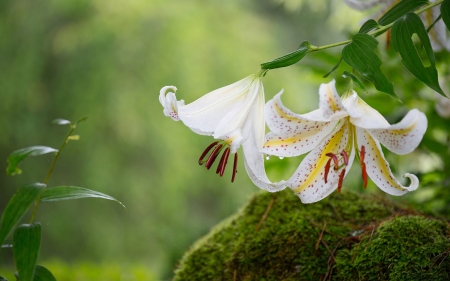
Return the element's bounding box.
[324,150,349,193]
[198,141,238,182]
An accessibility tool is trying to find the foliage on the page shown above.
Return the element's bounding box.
[174,190,450,280]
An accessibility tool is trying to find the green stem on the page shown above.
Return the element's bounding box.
[307,0,444,54]
[29,124,77,223]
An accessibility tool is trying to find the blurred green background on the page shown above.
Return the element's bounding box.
[1,0,449,280]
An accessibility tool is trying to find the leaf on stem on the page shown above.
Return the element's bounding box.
[6,146,58,176]
[33,265,57,281]
[442,0,450,32]
[378,0,428,26]
[342,33,396,98]
[261,41,312,69]
[52,119,71,125]
[0,276,8,281]
[0,183,46,245]
[13,223,41,281]
[323,57,343,78]
[343,71,368,93]
[391,13,445,96]
[358,19,380,34]
[76,117,88,125]
[40,186,125,208]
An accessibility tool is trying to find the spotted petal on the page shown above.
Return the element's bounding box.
[288,121,355,203]
[159,86,184,121]
[368,109,427,155]
[306,80,347,121]
[357,128,418,196]
[263,90,338,157]
[342,92,390,129]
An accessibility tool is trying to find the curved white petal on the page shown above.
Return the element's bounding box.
[159,86,184,121]
[242,93,286,192]
[342,92,390,129]
[368,109,427,155]
[306,80,347,121]
[177,75,257,135]
[288,121,353,203]
[263,90,338,157]
[357,128,419,196]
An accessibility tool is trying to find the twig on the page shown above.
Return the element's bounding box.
[315,222,327,252]
[255,196,275,232]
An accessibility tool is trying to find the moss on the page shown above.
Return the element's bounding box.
[173,190,450,280]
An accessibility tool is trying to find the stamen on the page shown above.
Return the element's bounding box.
[198,141,219,165]
[216,147,230,176]
[360,145,366,162]
[337,169,346,193]
[361,163,368,189]
[326,153,339,171]
[232,153,238,182]
[324,158,332,184]
[205,144,223,169]
[340,150,349,166]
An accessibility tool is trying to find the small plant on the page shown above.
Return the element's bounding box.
[0,118,124,281]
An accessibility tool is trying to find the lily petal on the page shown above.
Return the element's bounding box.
[288,121,354,203]
[343,92,390,129]
[369,109,427,155]
[177,75,256,135]
[263,90,338,157]
[305,80,347,121]
[357,128,419,195]
[159,86,184,121]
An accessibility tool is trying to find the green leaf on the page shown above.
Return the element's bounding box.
[343,71,368,93]
[13,223,41,281]
[0,276,8,281]
[442,0,450,32]
[52,118,71,125]
[342,33,396,98]
[6,146,58,176]
[76,117,88,125]
[378,0,428,26]
[33,266,57,281]
[323,57,343,78]
[358,19,380,34]
[0,183,46,245]
[261,41,312,69]
[40,186,125,208]
[391,13,445,96]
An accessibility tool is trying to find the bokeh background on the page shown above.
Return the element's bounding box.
[1,0,449,280]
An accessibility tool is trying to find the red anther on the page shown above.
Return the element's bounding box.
[198,141,219,165]
[326,153,339,171]
[231,153,238,182]
[324,158,332,184]
[340,150,349,166]
[219,148,231,176]
[386,29,391,51]
[361,163,368,189]
[205,144,223,169]
[337,169,346,193]
[360,145,366,163]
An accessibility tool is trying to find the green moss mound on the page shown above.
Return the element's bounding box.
[173,191,450,280]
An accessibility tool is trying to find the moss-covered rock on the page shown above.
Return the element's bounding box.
[173,190,450,280]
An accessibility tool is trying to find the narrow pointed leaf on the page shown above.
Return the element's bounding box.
[442,0,450,32]
[0,183,46,245]
[33,266,57,281]
[13,223,41,281]
[6,147,58,176]
[76,117,88,125]
[378,0,428,26]
[52,118,71,125]
[343,71,368,93]
[359,19,380,34]
[323,57,343,78]
[0,276,8,281]
[40,186,125,208]
[391,13,445,96]
[342,33,396,98]
[261,41,311,69]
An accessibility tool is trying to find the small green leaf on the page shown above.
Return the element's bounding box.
[33,266,57,281]
[261,41,312,69]
[76,117,88,125]
[6,146,58,176]
[0,183,46,245]
[52,118,71,125]
[343,71,368,93]
[40,186,125,208]
[0,276,8,281]
[391,13,445,96]
[378,0,428,26]
[442,0,450,32]
[323,57,343,78]
[13,223,41,281]
[342,33,396,98]
[67,135,80,141]
[358,19,380,34]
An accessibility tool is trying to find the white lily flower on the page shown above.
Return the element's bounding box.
[262,80,427,203]
[344,0,450,51]
[159,71,286,192]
